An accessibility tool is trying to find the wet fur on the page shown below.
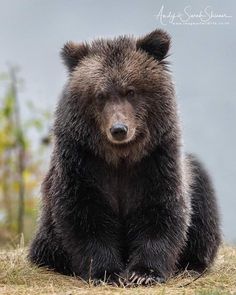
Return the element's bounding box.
[29,30,221,285]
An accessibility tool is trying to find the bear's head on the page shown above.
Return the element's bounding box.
[55,30,179,165]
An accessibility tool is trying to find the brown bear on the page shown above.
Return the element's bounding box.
[28,29,221,286]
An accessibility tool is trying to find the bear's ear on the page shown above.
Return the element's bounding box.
[136,29,171,61]
[61,41,90,71]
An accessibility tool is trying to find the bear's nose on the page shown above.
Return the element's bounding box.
[110,123,128,141]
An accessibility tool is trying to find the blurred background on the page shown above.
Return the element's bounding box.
[0,0,235,247]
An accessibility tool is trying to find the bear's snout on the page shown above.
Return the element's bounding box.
[102,99,136,145]
[110,123,128,141]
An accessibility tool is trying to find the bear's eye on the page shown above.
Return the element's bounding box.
[125,87,136,98]
[97,93,106,100]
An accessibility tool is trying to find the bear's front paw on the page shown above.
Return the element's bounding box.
[90,274,120,286]
[122,270,165,286]
[89,271,122,286]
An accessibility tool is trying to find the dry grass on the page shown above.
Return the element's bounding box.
[0,245,236,295]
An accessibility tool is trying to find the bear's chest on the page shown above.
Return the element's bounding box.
[98,168,144,218]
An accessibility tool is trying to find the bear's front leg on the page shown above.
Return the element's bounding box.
[123,146,190,287]
[52,178,124,284]
[124,200,188,286]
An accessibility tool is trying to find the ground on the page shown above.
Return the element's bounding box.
[0,245,236,295]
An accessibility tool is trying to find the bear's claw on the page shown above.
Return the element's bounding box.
[123,271,165,286]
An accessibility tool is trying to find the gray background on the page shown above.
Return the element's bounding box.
[0,0,235,242]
